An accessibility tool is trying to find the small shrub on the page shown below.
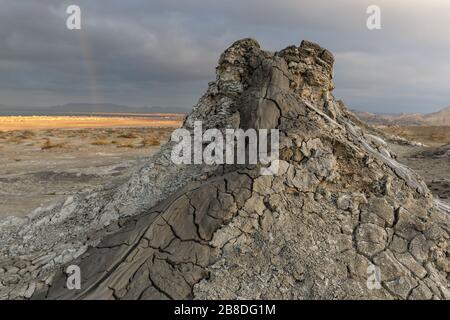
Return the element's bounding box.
[117,141,135,148]
[19,130,36,139]
[41,139,66,150]
[8,136,25,143]
[118,132,139,139]
[141,137,160,147]
[91,139,109,146]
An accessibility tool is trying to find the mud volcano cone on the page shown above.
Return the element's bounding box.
[2,39,449,300]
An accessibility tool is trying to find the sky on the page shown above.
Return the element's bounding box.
[1,0,450,113]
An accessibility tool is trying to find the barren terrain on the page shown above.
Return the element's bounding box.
[0,115,182,131]
[0,116,448,218]
[0,116,182,217]
[389,143,450,201]
[380,125,450,147]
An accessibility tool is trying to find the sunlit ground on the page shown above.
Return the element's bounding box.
[0,116,183,217]
[0,115,183,131]
[377,125,450,147]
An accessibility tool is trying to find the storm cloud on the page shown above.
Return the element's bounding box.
[1,0,449,113]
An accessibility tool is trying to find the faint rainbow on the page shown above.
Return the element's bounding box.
[78,24,103,106]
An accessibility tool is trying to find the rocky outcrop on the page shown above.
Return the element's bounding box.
[1,39,449,300]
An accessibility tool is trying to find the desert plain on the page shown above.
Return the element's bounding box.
[0,116,183,217]
[0,115,448,219]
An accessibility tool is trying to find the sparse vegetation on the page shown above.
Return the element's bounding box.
[0,116,182,131]
[0,119,178,153]
[19,130,36,139]
[118,132,139,139]
[0,123,178,220]
[41,138,66,150]
[117,141,136,148]
[3,130,36,143]
[8,136,25,144]
[91,139,109,146]
[141,136,160,147]
[380,125,450,147]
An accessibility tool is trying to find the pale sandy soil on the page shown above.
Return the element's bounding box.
[378,125,450,147]
[389,143,450,201]
[379,125,449,200]
[0,116,183,131]
[0,117,448,218]
[0,122,180,218]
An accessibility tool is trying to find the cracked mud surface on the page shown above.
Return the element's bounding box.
[1,39,449,300]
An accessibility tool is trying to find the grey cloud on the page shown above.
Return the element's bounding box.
[0,0,449,112]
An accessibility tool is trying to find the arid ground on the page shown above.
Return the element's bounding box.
[383,125,449,202]
[0,115,183,131]
[0,116,183,217]
[388,142,450,201]
[0,116,448,218]
[379,125,450,147]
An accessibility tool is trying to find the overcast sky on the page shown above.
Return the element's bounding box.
[1,0,449,113]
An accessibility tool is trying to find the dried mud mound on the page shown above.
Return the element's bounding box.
[2,39,450,300]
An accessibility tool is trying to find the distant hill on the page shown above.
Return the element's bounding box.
[353,106,450,126]
[0,103,189,116]
[424,106,450,125]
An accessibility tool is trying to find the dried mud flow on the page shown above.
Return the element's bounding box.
[1,39,450,300]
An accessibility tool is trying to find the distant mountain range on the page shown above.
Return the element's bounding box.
[0,103,189,116]
[353,106,450,126]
